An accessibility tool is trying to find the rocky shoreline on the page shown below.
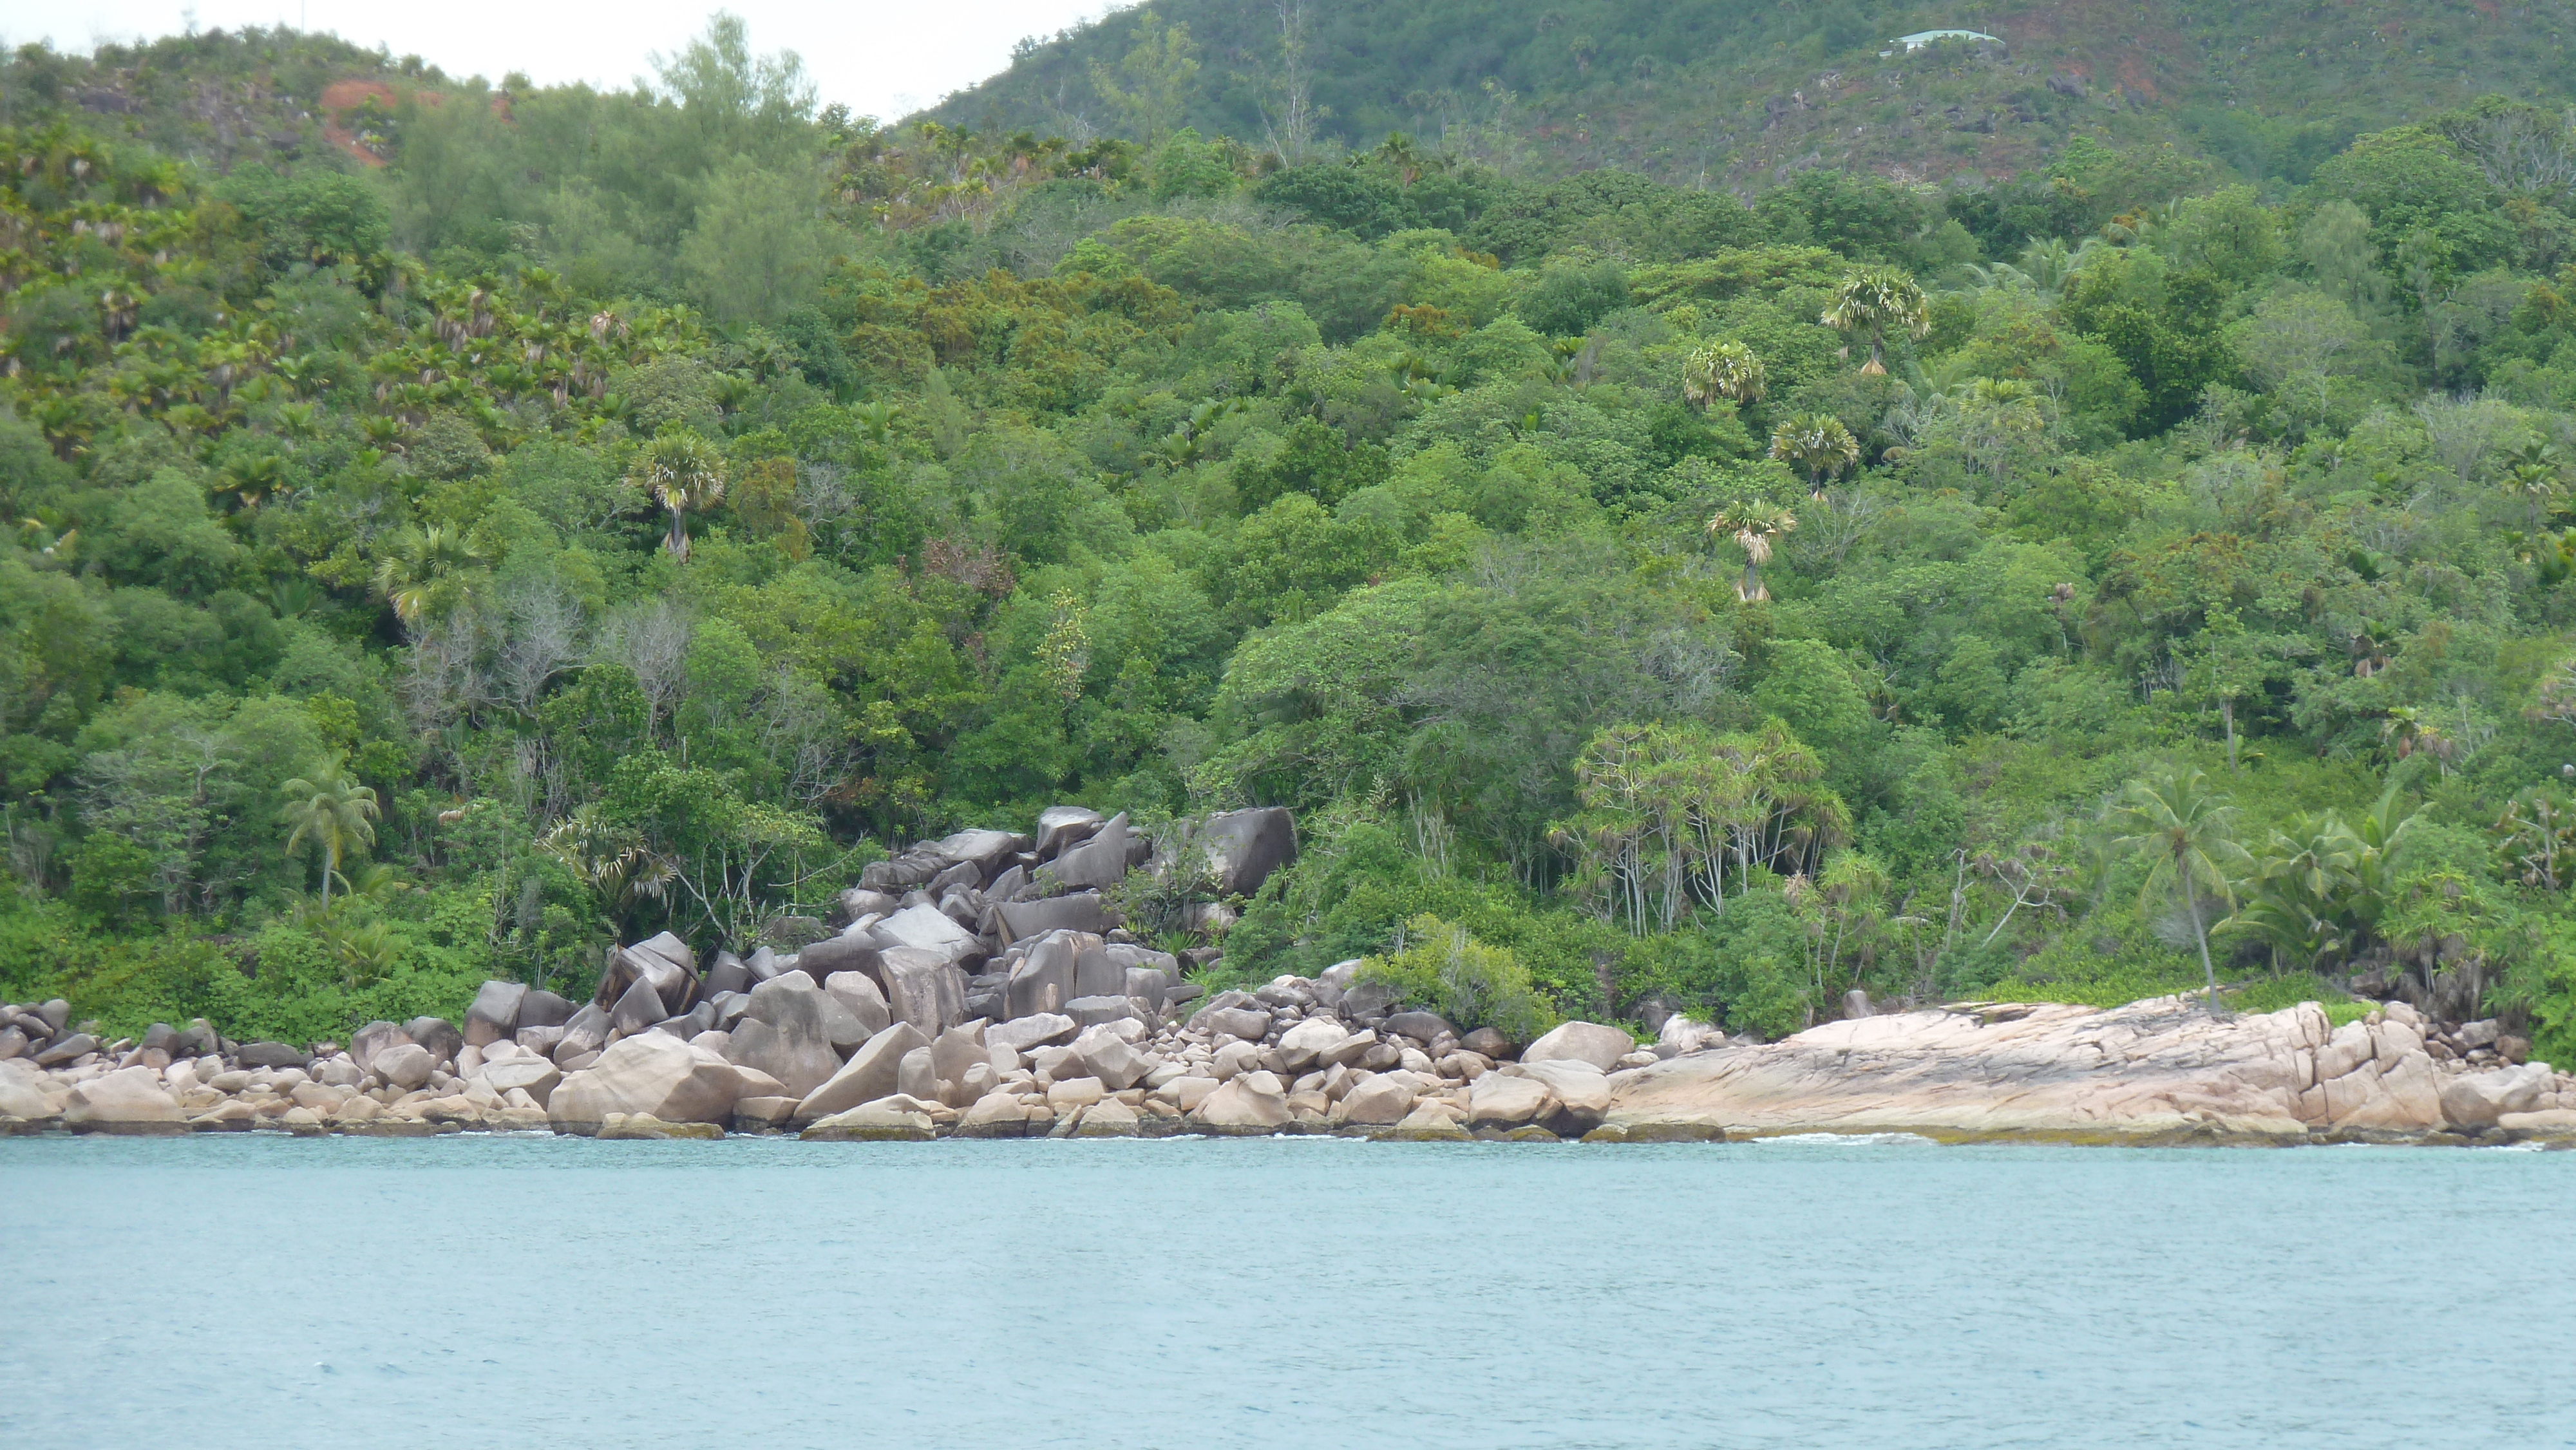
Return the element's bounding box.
[6,804,2573,1148]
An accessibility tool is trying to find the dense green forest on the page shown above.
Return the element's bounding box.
[938,0,2576,187]
[7,10,2576,1064]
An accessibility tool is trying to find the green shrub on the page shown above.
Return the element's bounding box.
[1354,914,1553,1042]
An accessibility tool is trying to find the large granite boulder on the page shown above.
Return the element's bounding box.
[1048,812,1133,890]
[482,1057,563,1109]
[549,1035,744,1131]
[794,1022,931,1125]
[464,981,527,1048]
[932,829,1032,878]
[878,947,969,1039]
[1033,806,1103,858]
[63,1066,186,1133]
[1277,1017,1351,1073]
[1193,1071,1290,1131]
[517,989,576,1030]
[876,903,985,967]
[994,892,1116,945]
[1468,1071,1552,1128]
[1198,807,1296,897]
[374,1042,436,1091]
[1006,930,1095,1020]
[1332,1072,1417,1125]
[824,972,893,1036]
[1509,1059,1613,1136]
[2441,1063,2555,1130]
[725,975,857,1098]
[402,1017,466,1066]
[1522,1021,1634,1071]
[987,1013,1076,1054]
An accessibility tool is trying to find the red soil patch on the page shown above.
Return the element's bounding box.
[316,79,507,167]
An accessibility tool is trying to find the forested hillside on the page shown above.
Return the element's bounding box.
[7,13,2576,1064]
[936,0,2576,187]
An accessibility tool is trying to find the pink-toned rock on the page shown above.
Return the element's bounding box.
[63,1066,187,1133]
[1606,998,2374,1142]
[548,1035,745,1132]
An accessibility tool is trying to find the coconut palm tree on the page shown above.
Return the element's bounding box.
[2108,762,2250,1013]
[1708,503,1797,602]
[1681,339,1766,408]
[1768,413,1862,496]
[627,430,728,562]
[1821,267,1931,375]
[279,761,381,911]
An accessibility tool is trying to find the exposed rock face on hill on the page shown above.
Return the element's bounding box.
[1604,997,2576,1144]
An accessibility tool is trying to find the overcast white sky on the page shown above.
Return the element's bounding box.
[0,1,1121,120]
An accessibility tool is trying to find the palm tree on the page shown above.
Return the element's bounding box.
[1681,340,1766,408]
[1708,503,1797,602]
[279,761,381,911]
[627,430,728,562]
[2108,763,2249,1013]
[372,525,491,625]
[1769,413,1862,496]
[1821,267,1930,375]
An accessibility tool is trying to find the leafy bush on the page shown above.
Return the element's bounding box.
[1354,914,1553,1042]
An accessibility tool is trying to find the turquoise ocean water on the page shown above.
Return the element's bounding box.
[2,1133,2568,1449]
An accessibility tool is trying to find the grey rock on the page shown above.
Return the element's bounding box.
[1521,1021,1634,1071]
[516,990,574,1030]
[482,1058,562,1108]
[1189,1006,1273,1041]
[1340,981,1398,1021]
[794,1022,931,1125]
[402,1016,464,1066]
[880,946,969,1039]
[987,1013,1078,1054]
[996,892,1117,943]
[896,1046,940,1101]
[835,887,904,925]
[1073,1026,1148,1091]
[1199,807,1296,896]
[1065,995,1143,1029]
[1034,805,1103,858]
[703,952,752,1000]
[0,1026,23,1061]
[553,1003,611,1062]
[876,903,985,967]
[349,1021,410,1074]
[984,864,1028,901]
[1006,930,1093,1019]
[795,932,884,988]
[1383,1010,1455,1046]
[36,999,70,1032]
[609,974,667,1035]
[33,1033,98,1067]
[175,1019,221,1057]
[824,972,893,1036]
[1461,1026,1516,1060]
[733,975,860,1095]
[1122,966,1175,1010]
[465,981,528,1048]
[934,828,1034,872]
[235,1040,310,1070]
[1050,812,1133,890]
[375,1042,436,1091]
[629,930,697,974]
[931,1024,989,1099]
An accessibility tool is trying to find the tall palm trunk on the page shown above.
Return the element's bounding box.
[2188,893,2219,1013]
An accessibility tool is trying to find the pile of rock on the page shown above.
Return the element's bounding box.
[15,797,2573,1148]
